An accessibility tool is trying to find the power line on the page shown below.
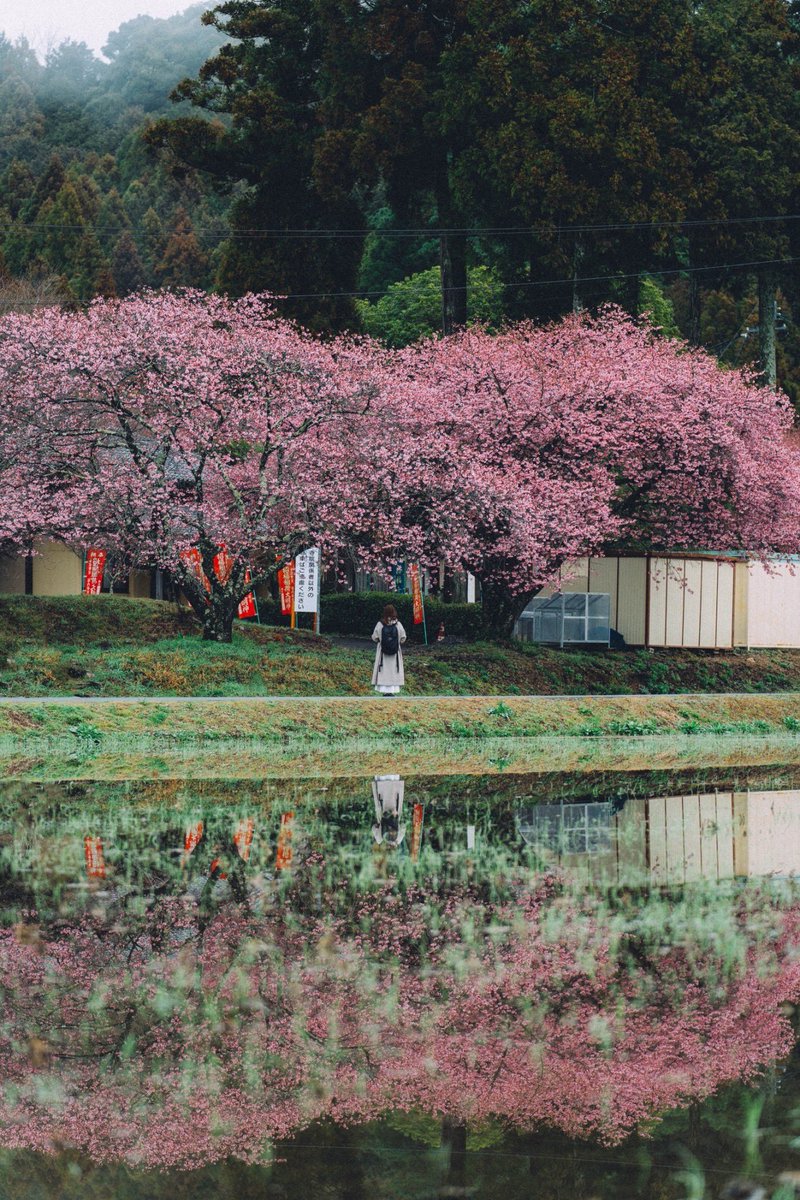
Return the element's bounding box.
[3,211,800,240]
[0,251,796,311]
[266,253,800,303]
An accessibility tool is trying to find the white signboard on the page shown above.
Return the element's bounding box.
[294,547,320,613]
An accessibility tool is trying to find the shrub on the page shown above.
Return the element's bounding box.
[256,590,488,642]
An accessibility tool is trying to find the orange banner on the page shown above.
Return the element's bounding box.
[275,811,294,870]
[84,836,106,879]
[410,563,424,626]
[83,548,106,595]
[410,804,424,862]
[234,817,255,862]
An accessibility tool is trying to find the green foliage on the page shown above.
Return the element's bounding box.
[639,276,681,338]
[310,591,488,641]
[356,265,505,346]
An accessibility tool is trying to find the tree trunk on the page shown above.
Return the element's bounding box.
[688,237,701,345]
[480,578,531,640]
[758,267,777,388]
[202,604,235,642]
[440,231,468,334]
[572,234,585,313]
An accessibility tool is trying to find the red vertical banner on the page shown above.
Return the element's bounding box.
[182,821,204,864]
[234,817,255,862]
[409,563,424,626]
[83,549,107,595]
[410,804,424,862]
[212,546,233,585]
[275,811,294,870]
[213,548,257,618]
[277,561,295,615]
[180,547,211,594]
[84,836,106,880]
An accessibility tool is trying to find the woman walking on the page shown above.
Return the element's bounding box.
[372,603,407,696]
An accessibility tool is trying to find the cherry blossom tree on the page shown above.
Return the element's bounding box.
[382,309,800,634]
[0,290,387,640]
[2,297,800,640]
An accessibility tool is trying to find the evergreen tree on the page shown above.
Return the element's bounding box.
[157,207,210,286]
[0,75,45,170]
[38,183,86,276]
[23,155,66,221]
[111,231,146,296]
[148,0,366,330]
[140,206,166,276]
[96,188,130,253]
[0,159,34,219]
[69,231,109,302]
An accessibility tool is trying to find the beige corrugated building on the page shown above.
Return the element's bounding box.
[541,553,800,649]
[0,542,157,599]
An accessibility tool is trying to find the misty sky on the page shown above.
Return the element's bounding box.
[1,0,189,56]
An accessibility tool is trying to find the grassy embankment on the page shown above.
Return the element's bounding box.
[3,594,800,699]
[0,597,796,765]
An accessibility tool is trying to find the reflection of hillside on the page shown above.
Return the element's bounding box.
[519,791,800,885]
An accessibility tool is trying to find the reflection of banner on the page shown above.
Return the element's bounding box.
[234,817,254,862]
[275,811,294,870]
[84,836,106,879]
[182,821,204,864]
[83,549,106,595]
[409,563,425,626]
[411,804,424,862]
[278,561,295,615]
[180,547,211,593]
[294,547,320,613]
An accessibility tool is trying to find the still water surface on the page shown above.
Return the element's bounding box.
[3,764,800,1197]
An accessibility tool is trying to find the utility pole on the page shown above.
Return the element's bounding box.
[758,268,778,388]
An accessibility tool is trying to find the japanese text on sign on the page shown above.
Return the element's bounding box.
[83,548,106,595]
[294,547,320,613]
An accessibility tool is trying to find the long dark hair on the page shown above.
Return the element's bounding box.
[382,603,398,623]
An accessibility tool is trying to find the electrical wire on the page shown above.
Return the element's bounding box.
[3,211,800,240]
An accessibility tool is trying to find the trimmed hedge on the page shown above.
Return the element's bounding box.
[253,590,487,641]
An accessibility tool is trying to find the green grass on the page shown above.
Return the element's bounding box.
[3,594,800,699]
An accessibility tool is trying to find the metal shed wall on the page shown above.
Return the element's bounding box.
[645,556,735,649]
[744,562,800,648]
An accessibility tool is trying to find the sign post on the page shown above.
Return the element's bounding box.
[294,547,321,633]
[409,562,428,645]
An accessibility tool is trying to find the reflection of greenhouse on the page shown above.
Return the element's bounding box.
[517,792,800,885]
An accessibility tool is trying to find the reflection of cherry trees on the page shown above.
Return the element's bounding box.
[1,865,799,1170]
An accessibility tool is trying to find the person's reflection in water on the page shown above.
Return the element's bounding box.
[372,774,406,848]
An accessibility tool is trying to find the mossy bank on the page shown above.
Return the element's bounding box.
[4,595,800,699]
